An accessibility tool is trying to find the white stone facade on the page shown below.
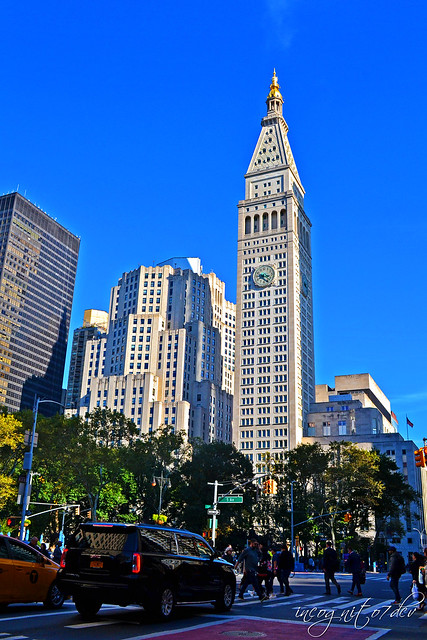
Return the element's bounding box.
[70,260,235,443]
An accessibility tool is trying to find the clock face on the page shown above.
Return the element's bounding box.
[253,265,275,287]
[301,273,309,297]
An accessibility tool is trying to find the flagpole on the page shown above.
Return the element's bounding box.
[406,415,408,440]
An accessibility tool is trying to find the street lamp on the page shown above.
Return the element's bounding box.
[19,395,63,541]
[412,527,427,551]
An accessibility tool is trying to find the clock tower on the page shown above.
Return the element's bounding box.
[234,71,315,469]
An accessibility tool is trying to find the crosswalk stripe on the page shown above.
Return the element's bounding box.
[265,595,326,609]
[292,596,352,609]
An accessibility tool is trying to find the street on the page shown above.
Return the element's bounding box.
[0,572,425,640]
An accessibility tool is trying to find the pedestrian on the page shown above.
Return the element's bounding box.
[258,542,273,598]
[235,539,268,602]
[277,542,294,596]
[386,546,406,604]
[346,545,363,596]
[272,546,284,593]
[409,551,425,611]
[322,541,341,595]
[29,536,39,550]
[53,542,63,563]
[222,546,235,564]
[40,542,51,558]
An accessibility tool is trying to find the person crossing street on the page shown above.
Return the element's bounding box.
[322,541,341,595]
[235,539,268,602]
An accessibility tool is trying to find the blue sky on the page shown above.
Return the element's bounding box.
[1,0,426,445]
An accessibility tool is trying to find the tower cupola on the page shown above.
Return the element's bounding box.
[266,69,283,115]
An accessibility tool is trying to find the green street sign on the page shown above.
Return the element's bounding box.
[218,495,243,504]
[205,504,212,509]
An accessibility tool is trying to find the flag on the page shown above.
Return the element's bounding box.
[406,416,414,428]
[391,411,398,425]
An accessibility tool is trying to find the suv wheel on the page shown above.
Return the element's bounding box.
[156,584,175,620]
[43,583,65,609]
[214,581,235,611]
[74,594,102,620]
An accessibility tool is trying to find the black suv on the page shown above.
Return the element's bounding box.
[57,522,235,620]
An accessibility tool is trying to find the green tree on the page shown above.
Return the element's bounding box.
[0,413,24,511]
[125,425,189,522]
[33,409,138,527]
[172,440,254,546]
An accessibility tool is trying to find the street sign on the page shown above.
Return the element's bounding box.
[205,504,212,509]
[24,431,38,447]
[218,495,243,503]
[207,509,220,516]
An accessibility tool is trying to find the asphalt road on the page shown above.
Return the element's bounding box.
[0,572,426,640]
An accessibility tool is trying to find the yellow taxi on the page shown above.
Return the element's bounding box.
[0,534,64,608]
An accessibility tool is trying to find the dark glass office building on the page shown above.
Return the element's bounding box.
[0,193,79,415]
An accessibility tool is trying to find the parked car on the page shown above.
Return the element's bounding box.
[0,534,64,609]
[57,522,235,620]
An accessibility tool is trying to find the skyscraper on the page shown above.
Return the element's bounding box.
[65,309,108,412]
[234,72,315,468]
[0,192,79,414]
[70,258,235,443]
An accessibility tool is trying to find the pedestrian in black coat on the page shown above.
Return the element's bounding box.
[346,546,362,596]
[322,541,341,595]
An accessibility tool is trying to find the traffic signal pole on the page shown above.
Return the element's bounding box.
[207,480,223,547]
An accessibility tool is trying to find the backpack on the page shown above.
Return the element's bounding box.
[397,555,406,576]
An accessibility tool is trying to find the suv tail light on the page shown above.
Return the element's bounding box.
[60,548,68,568]
[132,553,143,573]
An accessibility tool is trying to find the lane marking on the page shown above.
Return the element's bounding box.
[0,605,117,623]
[65,621,121,629]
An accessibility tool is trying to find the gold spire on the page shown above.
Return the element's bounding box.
[267,69,283,100]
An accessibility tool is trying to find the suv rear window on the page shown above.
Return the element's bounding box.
[139,528,176,554]
[71,526,135,554]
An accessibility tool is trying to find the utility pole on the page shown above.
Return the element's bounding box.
[208,480,223,547]
[290,480,295,560]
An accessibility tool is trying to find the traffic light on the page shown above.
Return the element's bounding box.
[263,479,278,495]
[414,448,426,467]
[344,512,352,523]
[75,505,80,516]
[6,516,19,528]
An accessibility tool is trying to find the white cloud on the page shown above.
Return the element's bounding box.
[265,0,300,49]
[390,390,427,406]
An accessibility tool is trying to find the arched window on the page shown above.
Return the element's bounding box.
[245,216,251,235]
[280,209,286,228]
[262,212,268,231]
[254,214,260,233]
[271,211,278,229]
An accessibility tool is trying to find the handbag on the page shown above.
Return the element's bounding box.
[412,583,419,600]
